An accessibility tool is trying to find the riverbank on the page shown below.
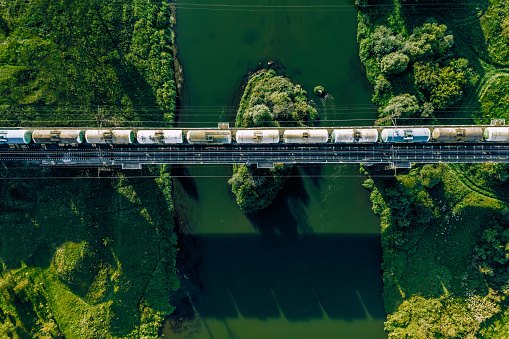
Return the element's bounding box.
[357,1,509,337]
[0,1,180,338]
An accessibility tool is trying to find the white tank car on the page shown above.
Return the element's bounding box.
[332,129,378,143]
[0,130,32,144]
[137,130,183,144]
[85,130,135,144]
[483,127,509,142]
[283,129,328,144]
[32,130,84,144]
[187,130,232,144]
[236,130,280,144]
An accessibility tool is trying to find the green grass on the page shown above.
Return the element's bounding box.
[0,0,177,127]
[0,0,180,337]
[0,166,179,339]
[364,162,509,337]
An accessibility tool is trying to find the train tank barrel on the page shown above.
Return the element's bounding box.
[432,128,482,142]
[283,129,328,144]
[137,130,183,144]
[186,130,232,144]
[381,128,431,142]
[332,129,378,143]
[32,130,84,144]
[0,130,32,144]
[236,130,280,144]
[483,127,509,142]
[85,130,135,144]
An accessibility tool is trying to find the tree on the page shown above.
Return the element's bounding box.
[371,26,403,57]
[381,94,420,118]
[414,58,475,109]
[380,52,410,75]
[402,22,454,60]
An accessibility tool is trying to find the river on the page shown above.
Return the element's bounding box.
[165,1,387,338]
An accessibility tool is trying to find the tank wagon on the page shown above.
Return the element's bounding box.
[0,130,32,144]
[332,129,378,143]
[483,127,509,142]
[187,130,232,144]
[432,127,483,142]
[137,130,183,144]
[85,130,135,144]
[283,129,328,144]
[236,130,279,144]
[32,130,84,144]
[1,126,509,147]
[381,128,431,143]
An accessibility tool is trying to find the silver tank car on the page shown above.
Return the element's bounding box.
[137,130,183,144]
[483,127,509,142]
[332,129,378,143]
[85,130,135,144]
[187,130,232,144]
[32,130,84,144]
[432,128,483,142]
[0,130,32,144]
[283,129,328,144]
[236,130,280,144]
[381,128,431,142]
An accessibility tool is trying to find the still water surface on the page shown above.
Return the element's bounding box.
[166,1,387,338]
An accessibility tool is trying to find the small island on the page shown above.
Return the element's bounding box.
[228,69,318,213]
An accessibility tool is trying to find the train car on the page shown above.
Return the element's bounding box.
[483,127,509,142]
[85,130,135,144]
[283,129,328,144]
[0,130,32,144]
[332,129,378,143]
[236,130,280,144]
[432,127,483,142]
[32,130,84,144]
[137,130,183,144]
[381,128,431,143]
[187,130,232,144]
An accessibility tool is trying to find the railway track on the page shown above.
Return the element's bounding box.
[1,143,508,169]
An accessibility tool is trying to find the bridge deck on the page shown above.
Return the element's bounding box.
[2,143,508,169]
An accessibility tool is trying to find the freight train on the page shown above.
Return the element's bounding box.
[0,126,507,145]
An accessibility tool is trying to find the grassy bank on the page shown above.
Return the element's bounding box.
[357,0,509,337]
[0,0,177,127]
[228,69,318,213]
[0,0,180,338]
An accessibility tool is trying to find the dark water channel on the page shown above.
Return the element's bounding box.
[165,1,387,338]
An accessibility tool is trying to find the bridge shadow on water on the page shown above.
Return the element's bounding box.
[179,233,386,321]
[248,165,324,238]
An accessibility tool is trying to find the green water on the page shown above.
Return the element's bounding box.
[166,1,387,338]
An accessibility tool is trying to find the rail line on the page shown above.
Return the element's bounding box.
[2,143,508,169]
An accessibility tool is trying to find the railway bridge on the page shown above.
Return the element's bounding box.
[1,124,509,169]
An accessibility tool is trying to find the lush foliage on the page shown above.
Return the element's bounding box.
[0,166,179,339]
[480,0,509,65]
[229,70,318,213]
[0,0,180,338]
[479,75,509,121]
[362,163,509,338]
[357,1,509,336]
[358,15,477,122]
[0,0,177,127]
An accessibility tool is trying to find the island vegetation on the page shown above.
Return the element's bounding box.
[357,0,509,337]
[228,69,318,213]
[0,0,179,338]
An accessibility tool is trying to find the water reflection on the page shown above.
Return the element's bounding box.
[179,234,385,321]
